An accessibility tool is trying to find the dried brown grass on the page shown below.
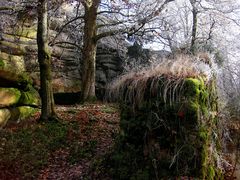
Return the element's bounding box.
[106,53,213,105]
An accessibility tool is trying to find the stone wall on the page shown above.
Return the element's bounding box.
[107,57,222,179]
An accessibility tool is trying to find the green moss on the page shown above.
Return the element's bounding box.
[197,126,221,180]
[184,78,202,97]
[12,73,34,91]
[207,166,216,180]
[112,75,220,179]
[18,72,33,85]
[0,59,4,68]
[18,106,38,119]
[185,100,199,123]
[7,88,22,98]
[205,165,223,180]
[15,26,37,39]
[199,128,208,141]
[183,77,211,122]
[200,143,208,178]
[0,88,22,106]
[19,85,40,106]
[101,105,118,114]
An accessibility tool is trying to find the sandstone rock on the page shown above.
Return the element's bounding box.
[0,52,25,73]
[0,88,21,107]
[0,108,11,127]
[0,70,33,89]
[0,106,37,127]
[14,25,37,39]
[1,7,125,97]
[0,69,40,126]
[0,40,26,56]
[19,86,41,106]
[9,106,37,122]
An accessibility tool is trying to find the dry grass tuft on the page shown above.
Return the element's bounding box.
[106,53,214,105]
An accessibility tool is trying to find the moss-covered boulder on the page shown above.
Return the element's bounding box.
[108,55,222,179]
[0,70,40,127]
[19,86,40,106]
[9,106,37,122]
[0,70,33,89]
[0,86,40,126]
[0,52,25,73]
[0,109,11,127]
[0,86,40,127]
[0,106,37,128]
[0,88,39,127]
[0,88,21,107]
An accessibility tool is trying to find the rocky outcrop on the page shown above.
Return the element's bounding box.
[96,45,124,97]
[0,24,40,126]
[0,15,124,97]
[0,70,40,127]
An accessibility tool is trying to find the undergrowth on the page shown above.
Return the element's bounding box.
[0,103,120,179]
[0,120,95,179]
[0,122,66,178]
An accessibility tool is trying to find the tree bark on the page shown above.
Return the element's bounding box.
[37,0,56,120]
[190,0,198,54]
[81,0,100,102]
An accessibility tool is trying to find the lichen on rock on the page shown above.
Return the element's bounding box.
[0,88,22,107]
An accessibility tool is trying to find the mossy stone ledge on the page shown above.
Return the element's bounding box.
[109,74,222,179]
[0,88,22,107]
[0,71,40,127]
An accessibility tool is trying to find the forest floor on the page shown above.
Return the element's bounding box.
[0,103,120,180]
[0,102,240,179]
[224,118,240,180]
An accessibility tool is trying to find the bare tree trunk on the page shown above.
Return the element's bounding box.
[81,0,100,102]
[190,0,198,54]
[37,0,56,120]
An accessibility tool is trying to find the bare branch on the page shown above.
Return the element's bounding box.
[49,15,84,45]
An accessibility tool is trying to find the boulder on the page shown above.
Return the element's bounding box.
[0,106,38,127]
[0,88,21,107]
[0,109,11,127]
[0,52,25,73]
[19,86,40,106]
[0,70,40,127]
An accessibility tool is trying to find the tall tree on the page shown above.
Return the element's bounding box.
[37,0,56,120]
[77,0,174,102]
[81,0,100,102]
